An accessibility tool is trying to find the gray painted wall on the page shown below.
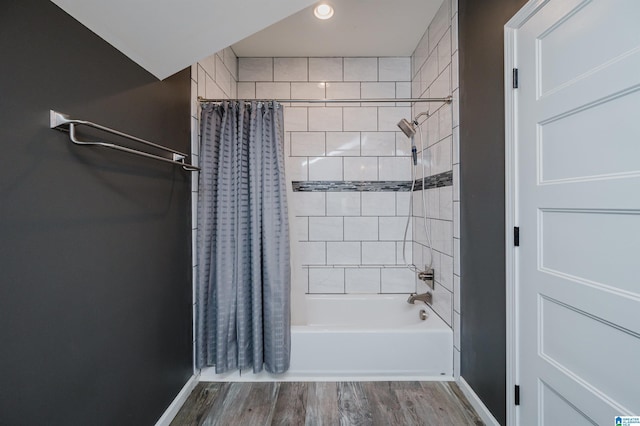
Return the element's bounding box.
[458,0,528,424]
[0,1,193,425]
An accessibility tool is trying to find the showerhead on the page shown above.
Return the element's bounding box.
[397,118,416,138]
[397,112,430,138]
[398,112,430,166]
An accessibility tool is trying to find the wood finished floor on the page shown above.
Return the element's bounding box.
[170,381,483,426]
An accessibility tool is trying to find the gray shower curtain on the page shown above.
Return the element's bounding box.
[196,101,290,374]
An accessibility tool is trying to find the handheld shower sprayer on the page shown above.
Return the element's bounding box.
[397,112,429,166]
[399,110,435,282]
[397,118,418,165]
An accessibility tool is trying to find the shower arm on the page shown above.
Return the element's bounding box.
[412,112,430,126]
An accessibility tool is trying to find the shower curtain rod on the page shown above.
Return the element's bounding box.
[198,96,452,104]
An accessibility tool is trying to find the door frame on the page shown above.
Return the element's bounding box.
[504,1,548,425]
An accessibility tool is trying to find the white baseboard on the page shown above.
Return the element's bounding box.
[155,373,200,426]
[457,376,500,426]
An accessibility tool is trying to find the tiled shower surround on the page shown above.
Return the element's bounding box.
[410,0,461,372]
[190,0,460,376]
[238,56,420,295]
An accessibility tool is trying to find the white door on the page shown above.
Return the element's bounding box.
[514,0,640,424]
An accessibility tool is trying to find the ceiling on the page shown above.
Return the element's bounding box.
[232,0,444,58]
[50,0,317,80]
[50,0,444,80]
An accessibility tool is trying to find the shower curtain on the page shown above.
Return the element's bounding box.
[196,101,290,374]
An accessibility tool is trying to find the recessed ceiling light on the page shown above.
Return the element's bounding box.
[314,4,334,20]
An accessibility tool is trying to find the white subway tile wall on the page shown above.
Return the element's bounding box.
[361,192,396,216]
[309,58,343,82]
[256,82,291,99]
[345,268,381,293]
[283,107,308,132]
[309,268,344,293]
[361,82,396,99]
[381,268,416,293]
[343,157,378,181]
[343,107,378,131]
[379,157,412,181]
[291,132,325,157]
[309,107,343,131]
[274,57,308,82]
[379,217,409,241]
[326,192,361,216]
[308,156,343,180]
[344,217,379,241]
[292,217,309,242]
[326,82,361,100]
[237,82,255,99]
[238,57,272,82]
[285,156,308,182]
[362,242,397,265]
[361,132,396,156]
[326,132,360,156]
[343,57,378,82]
[378,57,411,82]
[396,192,411,216]
[300,242,327,265]
[396,82,412,100]
[378,107,412,132]
[309,217,344,241]
[411,0,460,375]
[327,242,361,265]
[291,82,325,100]
[238,56,421,296]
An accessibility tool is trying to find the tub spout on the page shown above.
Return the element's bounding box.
[407,292,432,305]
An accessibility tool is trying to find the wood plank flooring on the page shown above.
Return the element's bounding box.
[170,381,483,426]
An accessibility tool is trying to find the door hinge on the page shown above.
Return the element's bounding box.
[513,68,519,88]
[514,227,520,247]
[515,385,520,405]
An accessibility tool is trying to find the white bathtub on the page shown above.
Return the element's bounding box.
[200,294,453,381]
[288,294,453,379]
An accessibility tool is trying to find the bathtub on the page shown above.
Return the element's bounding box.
[288,294,453,379]
[200,294,453,381]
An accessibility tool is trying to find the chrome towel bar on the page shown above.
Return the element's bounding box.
[49,110,199,171]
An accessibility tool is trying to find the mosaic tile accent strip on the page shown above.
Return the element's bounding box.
[292,181,412,192]
[292,171,453,192]
[413,170,453,191]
